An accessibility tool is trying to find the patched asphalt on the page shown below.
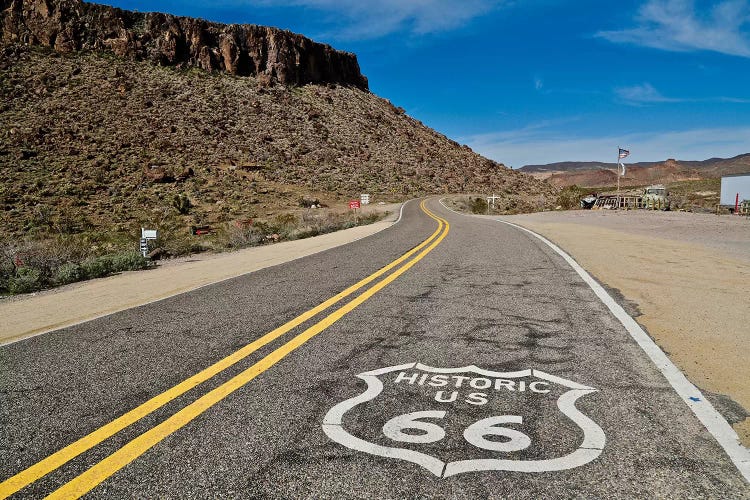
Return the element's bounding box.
[1,199,748,498]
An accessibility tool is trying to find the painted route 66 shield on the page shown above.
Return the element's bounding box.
[322,363,605,477]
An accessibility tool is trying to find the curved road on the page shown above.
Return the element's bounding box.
[1,199,748,498]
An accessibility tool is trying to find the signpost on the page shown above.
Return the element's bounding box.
[361,194,371,205]
[349,200,361,210]
[140,228,158,257]
[486,194,502,214]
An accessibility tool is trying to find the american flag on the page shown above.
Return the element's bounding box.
[618,148,630,159]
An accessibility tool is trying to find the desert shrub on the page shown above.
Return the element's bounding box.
[57,252,149,284]
[252,220,279,235]
[470,197,488,214]
[289,227,320,240]
[556,185,587,210]
[55,262,85,285]
[8,239,81,282]
[0,245,16,292]
[162,235,210,257]
[81,255,115,279]
[299,197,320,208]
[222,225,265,248]
[111,252,150,272]
[274,213,298,227]
[8,267,43,294]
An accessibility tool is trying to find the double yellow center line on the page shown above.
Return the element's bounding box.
[1,200,449,499]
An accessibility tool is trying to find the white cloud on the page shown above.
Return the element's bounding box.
[596,0,750,57]
[534,77,544,90]
[461,124,750,167]
[245,0,503,39]
[613,82,750,105]
[615,83,683,104]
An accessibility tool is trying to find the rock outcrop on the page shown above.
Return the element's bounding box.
[0,0,368,89]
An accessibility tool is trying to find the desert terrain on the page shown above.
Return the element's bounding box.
[492,209,750,445]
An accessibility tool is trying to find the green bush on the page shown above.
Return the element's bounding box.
[0,238,155,295]
[556,185,587,210]
[8,267,43,294]
[470,197,488,214]
[111,251,150,272]
[0,257,14,294]
[223,226,265,248]
[275,213,298,227]
[80,252,149,279]
[81,255,115,279]
[55,262,85,285]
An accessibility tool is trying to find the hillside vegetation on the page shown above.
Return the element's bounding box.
[1,46,555,240]
[0,44,556,292]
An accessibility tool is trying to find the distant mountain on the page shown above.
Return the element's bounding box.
[519,154,750,188]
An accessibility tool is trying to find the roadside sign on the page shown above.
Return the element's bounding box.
[349,200,361,210]
[141,228,158,240]
[139,238,149,257]
[361,194,371,205]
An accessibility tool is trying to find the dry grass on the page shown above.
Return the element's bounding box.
[1,45,556,247]
[0,44,556,293]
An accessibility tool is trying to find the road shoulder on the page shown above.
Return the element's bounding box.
[494,210,750,447]
[0,209,400,345]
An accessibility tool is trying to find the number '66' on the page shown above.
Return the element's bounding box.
[382,411,531,452]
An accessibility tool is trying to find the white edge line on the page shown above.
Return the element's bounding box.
[395,199,407,224]
[1,200,412,347]
[437,197,750,483]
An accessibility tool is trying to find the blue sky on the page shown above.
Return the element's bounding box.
[99,0,750,168]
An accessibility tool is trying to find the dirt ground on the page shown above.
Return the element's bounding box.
[495,209,750,446]
[0,204,400,345]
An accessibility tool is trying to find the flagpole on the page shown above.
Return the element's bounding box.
[616,147,621,209]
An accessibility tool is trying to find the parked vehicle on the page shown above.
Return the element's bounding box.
[580,194,597,209]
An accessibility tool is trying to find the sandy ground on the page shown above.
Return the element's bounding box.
[494,210,750,446]
[0,204,401,346]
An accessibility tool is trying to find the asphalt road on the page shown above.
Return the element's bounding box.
[1,199,748,498]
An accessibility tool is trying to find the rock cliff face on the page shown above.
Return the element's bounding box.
[0,0,368,89]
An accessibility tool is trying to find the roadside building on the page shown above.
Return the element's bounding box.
[720,173,750,211]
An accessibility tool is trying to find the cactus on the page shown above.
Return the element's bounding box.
[172,194,192,215]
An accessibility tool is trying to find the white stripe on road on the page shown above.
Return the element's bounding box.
[395,199,409,224]
[438,198,750,483]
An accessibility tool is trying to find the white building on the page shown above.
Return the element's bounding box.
[720,173,750,205]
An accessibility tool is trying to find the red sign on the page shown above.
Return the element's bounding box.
[349,200,361,210]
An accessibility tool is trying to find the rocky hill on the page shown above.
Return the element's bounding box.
[0,1,555,249]
[1,0,367,88]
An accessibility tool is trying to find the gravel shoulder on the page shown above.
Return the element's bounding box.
[494,210,750,446]
[0,205,401,346]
